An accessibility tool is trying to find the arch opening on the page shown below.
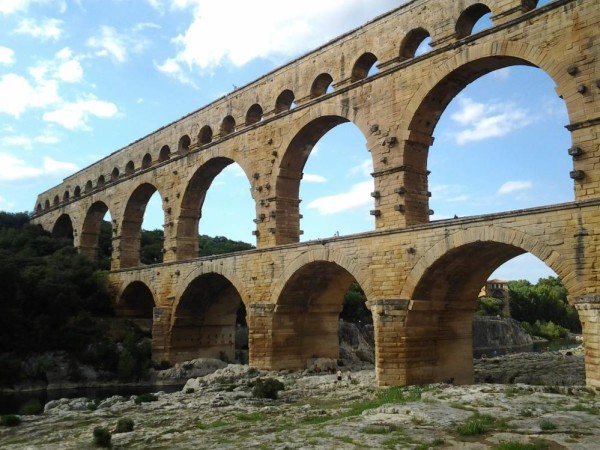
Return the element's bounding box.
[271,261,365,370]
[310,73,334,98]
[198,126,213,145]
[179,135,191,153]
[351,53,378,82]
[97,175,106,189]
[275,89,295,113]
[120,183,164,268]
[245,103,263,125]
[400,28,432,59]
[63,190,70,202]
[159,145,171,162]
[51,214,74,245]
[277,117,374,244]
[117,281,155,330]
[170,273,246,364]
[125,161,135,175]
[111,168,120,182]
[142,153,152,169]
[80,201,113,270]
[44,199,50,210]
[84,180,93,193]
[53,195,59,207]
[220,116,236,137]
[175,158,254,260]
[456,3,493,38]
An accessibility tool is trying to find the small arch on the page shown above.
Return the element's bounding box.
[36,203,42,212]
[351,53,378,82]
[159,145,171,161]
[400,27,432,60]
[522,0,538,11]
[74,186,81,198]
[52,213,74,242]
[456,3,493,39]
[111,167,120,182]
[53,195,59,207]
[310,73,334,98]
[97,175,106,188]
[125,161,135,175]
[179,134,191,152]
[275,89,295,113]
[220,116,236,136]
[199,126,213,145]
[142,153,152,169]
[80,200,111,262]
[245,103,263,125]
[63,190,70,202]
[84,180,93,193]
[44,199,50,210]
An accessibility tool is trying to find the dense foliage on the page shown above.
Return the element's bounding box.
[341,282,372,324]
[509,277,581,333]
[476,297,504,316]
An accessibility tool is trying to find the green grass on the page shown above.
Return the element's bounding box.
[349,386,425,416]
[456,413,508,437]
[236,412,266,422]
[570,403,600,415]
[301,415,334,425]
[539,420,557,431]
[492,442,549,450]
[363,423,399,434]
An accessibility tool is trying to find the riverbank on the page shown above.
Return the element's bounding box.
[1,348,597,449]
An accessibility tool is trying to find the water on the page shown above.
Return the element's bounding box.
[0,384,183,415]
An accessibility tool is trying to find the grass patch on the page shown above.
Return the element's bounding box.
[519,409,534,417]
[456,413,508,437]
[570,403,600,415]
[1,415,21,427]
[236,412,266,422]
[539,420,557,431]
[302,415,334,425]
[364,423,399,434]
[349,386,425,416]
[414,439,445,449]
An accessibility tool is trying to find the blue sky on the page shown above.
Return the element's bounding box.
[0,0,566,282]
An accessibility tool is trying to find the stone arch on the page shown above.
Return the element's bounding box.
[63,190,70,202]
[97,175,106,188]
[179,134,191,152]
[142,153,152,168]
[120,182,164,268]
[275,113,371,245]
[274,89,295,113]
[51,213,74,242]
[199,126,213,145]
[169,271,245,363]
[455,3,493,38]
[159,145,171,161]
[125,161,135,175]
[245,103,263,125]
[84,180,93,193]
[116,280,155,319]
[53,195,59,207]
[175,156,253,260]
[44,199,50,210]
[269,258,363,370]
[351,52,378,82]
[74,186,81,197]
[111,167,120,182]
[80,200,111,261]
[399,27,431,60]
[220,116,236,136]
[399,42,581,225]
[310,73,334,98]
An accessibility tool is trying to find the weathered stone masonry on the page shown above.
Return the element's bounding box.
[32,0,600,388]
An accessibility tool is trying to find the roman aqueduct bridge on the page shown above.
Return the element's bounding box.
[32,0,600,388]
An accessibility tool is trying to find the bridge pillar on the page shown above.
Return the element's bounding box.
[151,306,172,364]
[369,299,476,387]
[574,295,600,390]
[247,304,276,369]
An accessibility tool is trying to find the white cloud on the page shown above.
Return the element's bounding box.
[307,180,372,215]
[349,159,373,177]
[0,46,14,65]
[16,18,63,41]
[498,181,533,195]
[160,0,401,78]
[0,73,59,118]
[450,97,533,145]
[0,0,49,15]
[56,59,83,83]
[491,67,511,80]
[87,25,151,63]
[303,173,326,183]
[43,96,118,130]
[0,153,77,182]
[1,133,61,149]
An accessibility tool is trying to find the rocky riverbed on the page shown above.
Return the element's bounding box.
[1,348,598,450]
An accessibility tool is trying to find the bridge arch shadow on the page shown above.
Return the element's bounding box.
[169,272,245,364]
[52,213,74,244]
[117,280,155,326]
[270,260,361,370]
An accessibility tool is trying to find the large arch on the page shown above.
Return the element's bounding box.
[117,280,155,321]
[392,227,577,386]
[399,42,579,226]
[169,272,244,364]
[174,157,253,260]
[80,201,111,261]
[51,213,74,243]
[275,114,372,245]
[120,183,164,268]
[270,260,358,370]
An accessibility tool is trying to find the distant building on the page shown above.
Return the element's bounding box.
[479,279,510,317]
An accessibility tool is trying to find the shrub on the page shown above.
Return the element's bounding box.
[539,420,557,431]
[1,415,21,427]
[115,417,134,433]
[252,378,284,400]
[134,393,158,404]
[456,414,497,436]
[93,426,112,448]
